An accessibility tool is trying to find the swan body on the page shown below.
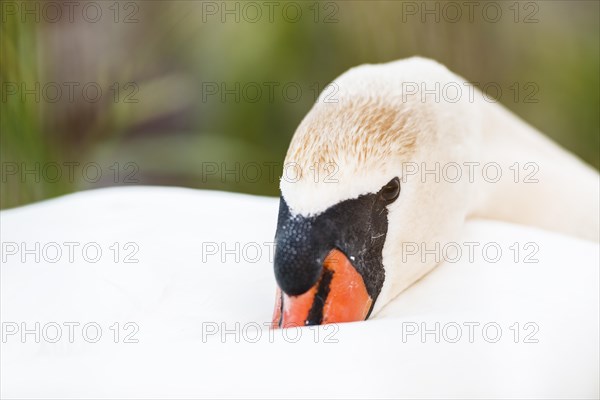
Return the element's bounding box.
[274,57,600,324]
[1,187,598,397]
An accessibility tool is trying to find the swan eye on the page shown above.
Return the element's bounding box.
[380,177,400,203]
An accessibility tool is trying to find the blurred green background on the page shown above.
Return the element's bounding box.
[1,0,598,209]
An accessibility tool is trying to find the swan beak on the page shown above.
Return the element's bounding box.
[272,249,372,328]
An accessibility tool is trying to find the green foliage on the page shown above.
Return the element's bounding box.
[1,1,598,209]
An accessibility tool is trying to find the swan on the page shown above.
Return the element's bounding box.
[272,57,600,328]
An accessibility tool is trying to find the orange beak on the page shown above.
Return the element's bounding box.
[272,249,372,328]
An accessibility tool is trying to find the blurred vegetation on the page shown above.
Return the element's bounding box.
[1,0,599,209]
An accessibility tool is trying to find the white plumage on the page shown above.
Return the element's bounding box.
[1,186,598,398]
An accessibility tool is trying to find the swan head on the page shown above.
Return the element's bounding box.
[272,57,478,327]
